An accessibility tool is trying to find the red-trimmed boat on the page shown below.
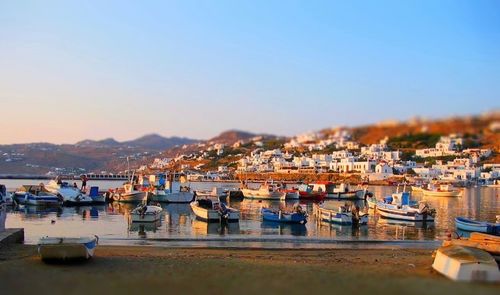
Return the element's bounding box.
[297,184,326,200]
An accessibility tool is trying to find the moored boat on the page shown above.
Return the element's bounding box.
[297,184,326,200]
[115,183,149,203]
[13,185,61,206]
[45,180,93,205]
[376,192,435,222]
[313,203,368,225]
[241,182,286,200]
[190,198,239,222]
[422,184,461,197]
[310,182,367,199]
[38,236,98,261]
[432,245,500,282]
[261,204,307,224]
[455,217,500,235]
[129,203,163,223]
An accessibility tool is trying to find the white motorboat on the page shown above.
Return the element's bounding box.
[45,180,93,205]
[129,203,163,223]
[190,198,239,222]
[432,245,500,282]
[38,236,98,261]
[376,192,435,222]
[241,182,286,200]
[13,185,61,206]
[422,184,461,197]
[313,203,368,225]
[149,188,194,203]
[115,183,148,203]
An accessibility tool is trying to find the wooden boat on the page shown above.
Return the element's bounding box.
[241,182,286,200]
[297,184,326,200]
[13,185,61,206]
[129,204,163,222]
[432,245,500,282]
[310,182,367,199]
[313,203,368,225]
[38,236,98,261]
[261,205,307,224]
[115,183,148,203]
[376,192,435,222]
[455,217,500,235]
[443,232,500,256]
[422,184,461,197]
[190,198,239,222]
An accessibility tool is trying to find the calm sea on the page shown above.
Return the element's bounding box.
[2,179,499,245]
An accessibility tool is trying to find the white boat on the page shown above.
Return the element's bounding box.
[45,180,93,205]
[190,198,239,222]
[13,185,61,206]
[311,182,367,199]
[313,203,368,225]
[115,183,148,203]
[147,176,194,203]
[38,236,98,261]
[195,187,226,199]
[422,184,461,197]
[376,192,435,222]
[432,245,500,282]
[241,182,286,200]
[129,204,163,223]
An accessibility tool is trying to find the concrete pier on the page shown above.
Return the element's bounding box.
[0,228,24,247]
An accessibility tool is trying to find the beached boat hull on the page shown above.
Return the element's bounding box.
[149,191,194,203]
[38,236,98,261]
[261,208,307,224]
[190,201,239,222]
[432,245,500,282]
[241,188,285,200]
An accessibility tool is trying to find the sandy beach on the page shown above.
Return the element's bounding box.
[0,244,498,295]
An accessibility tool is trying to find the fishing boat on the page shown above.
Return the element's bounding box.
[313,203,368,225]
[281,188,300,200]
[261,204,307,224]
[114,182,148,203]
[129,203,163,223]
[241,182,286,200]
[432,245,500,282]
[310,181,368,199]
[148,173,195,203]
[0,184,13,206]
[13,185,61,206]
[297,184,326,200]
[455,217,500,235]
[190,197,239,222]
[38,236,98,261]
[376,192,435,222]
[45,180,93,205]
[421,184,461,197]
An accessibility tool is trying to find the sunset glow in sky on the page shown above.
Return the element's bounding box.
[1,1,499,144]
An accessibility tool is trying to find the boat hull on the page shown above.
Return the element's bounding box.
[314,205,368,225]
[455,217,499,234]
[377,203,434,222]
[190,201,239,222]
[13,193,60,206]
[241,189,285,200]
[149,191,194,203]
[261,208,307,224]
[117,191,148,203]
[325,190,366,199]
[38,237,97,261]
[422,189,461,197]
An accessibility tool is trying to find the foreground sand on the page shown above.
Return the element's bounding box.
[0,245,498,295]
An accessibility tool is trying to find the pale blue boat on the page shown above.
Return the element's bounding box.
[455,217,500,235]
[261,208,307,224]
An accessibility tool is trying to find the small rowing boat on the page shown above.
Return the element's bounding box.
[313,203,368,225]
[422,184,461,197]
[190,197,239,222]
[241,181,286,200]
[129,203,163,223]
[455,217,500,235]
[38,236,98,261]
[261,204,307,224]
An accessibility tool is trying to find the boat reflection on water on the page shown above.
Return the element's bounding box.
[129,220,162,238]
[260,221,307,236]
[13,204,62,218]
[316,220,369,238]
[192,218,240,235]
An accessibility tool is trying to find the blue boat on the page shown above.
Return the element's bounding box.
[261,207,307,224]
[455,217,500,235]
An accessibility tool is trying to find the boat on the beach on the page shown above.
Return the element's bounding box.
[310,182,367,199]
[45,180,93,205]
[421,184,461,197]
[190,197,240,222]
[38,236,98,261]
[443,232,500,256]
[13,185,61,206]
[455,217,500,235]
[432,245,500,282]
[129,203,163,223]
[261,204,307,224]
[313,203,368,225]
[297,184,326,200]
[241,182,286,200]
[376,192,435,222]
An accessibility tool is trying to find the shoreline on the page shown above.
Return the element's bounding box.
[0,244,498,295]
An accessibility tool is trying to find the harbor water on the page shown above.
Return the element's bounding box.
[2,179,499,245]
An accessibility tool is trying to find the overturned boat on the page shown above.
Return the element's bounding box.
[38,236,98,261]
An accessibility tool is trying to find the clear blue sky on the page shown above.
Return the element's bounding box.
[1,0,499,144]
